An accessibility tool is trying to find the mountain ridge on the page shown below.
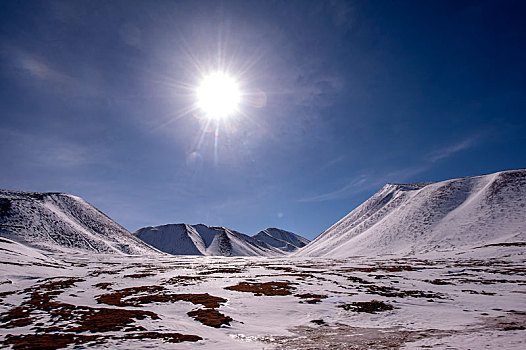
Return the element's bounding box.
[0,189,160,255]
[135,224,308,256]
[296,168,526,257]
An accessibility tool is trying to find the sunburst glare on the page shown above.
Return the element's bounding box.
[196,72,241,120]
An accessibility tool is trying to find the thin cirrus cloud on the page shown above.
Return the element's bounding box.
[0,128,105,168]
[426,137,477,163]
[298,136,480,203]
[297,175,368,203]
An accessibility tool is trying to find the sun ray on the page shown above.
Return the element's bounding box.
[196,72,241,120]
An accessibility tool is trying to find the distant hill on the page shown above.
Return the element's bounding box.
[134,224,308,256]
[0,190,159,255]
[296,169,526,257]
[253,227,310,252]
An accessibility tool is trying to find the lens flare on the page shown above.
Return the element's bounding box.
[196,72,240,120]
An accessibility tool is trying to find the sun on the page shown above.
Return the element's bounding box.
[196,72,241,120]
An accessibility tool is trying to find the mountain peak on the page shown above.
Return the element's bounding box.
[0,190,159,255]
[296,168,526,257]
[253,227,310,252]
[134,223,306,256]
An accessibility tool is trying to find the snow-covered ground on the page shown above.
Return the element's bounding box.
[1,241,524,349]
[298,169,526,257]
[1,170,525,348]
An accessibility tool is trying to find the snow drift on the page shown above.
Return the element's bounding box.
[297,169,526,257]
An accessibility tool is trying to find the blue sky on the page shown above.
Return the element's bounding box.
[1,0,525,240]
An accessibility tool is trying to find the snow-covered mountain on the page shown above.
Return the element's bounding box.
[253,228,310,252]
[297,169,526,257]
[0,190,159,255]
[134,224,306,256]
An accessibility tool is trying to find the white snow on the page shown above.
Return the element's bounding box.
[0,169,525,349]
[0,190,159,255]
[297,169,526,257]
[0,245,524,349]
[135,224,307,257]
[253,228,310,252]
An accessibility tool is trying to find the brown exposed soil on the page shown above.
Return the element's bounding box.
[0,277,85,328]
[94,284,233,328]
[198,267,244,275]
[0,278,203,349]
[295,293,328,304]
[364,284,445,299]
[346,275,373,284]
[425,279,454,285]
[338,300,395,313]
[123,273,156,278]
[87,269,123,277]
[93,282,112,289]
[0,261,26,266]
[68,307,159,332]
[1,305,35,328]
[3,333,100,350]
[187,308,233,327]
[97,286,227,309]
[96,285,164,306]
[123,331,202,342]
[225,281,295,296]
[1,283,160,333]
[462,289,496,296]
[310,319,326,325]
[476,242,526,248]
[4,331,203,350]
[265,266,296,273]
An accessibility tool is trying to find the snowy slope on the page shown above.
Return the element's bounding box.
[0,190,159,255]
[253,228,310,252]
[297,169,526,257]
[133,224,205,255]
[134,224,284,256]
[135,223,286,256]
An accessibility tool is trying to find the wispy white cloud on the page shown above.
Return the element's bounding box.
[297,165,431,203]
[298,174,368,202]
[0,127,106,168]
[298,135,483,203]
[320,155,346,170]
[427,137,476,162]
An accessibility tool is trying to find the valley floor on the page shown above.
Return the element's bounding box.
[0,244,525,349]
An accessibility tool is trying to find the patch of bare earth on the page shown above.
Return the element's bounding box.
[295,293,328,304]
[123,272,156,278]
[96,285,232,327]
[198,267,244,275]
[4,331,202,350]
[225,281,295,296]
[93,282,112,290]
[0,278,203,348]
[187,308,232,327]
[3,333,100,350]
[97,286,227,309]
[364,284,445,299]
[338,300,395,313]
